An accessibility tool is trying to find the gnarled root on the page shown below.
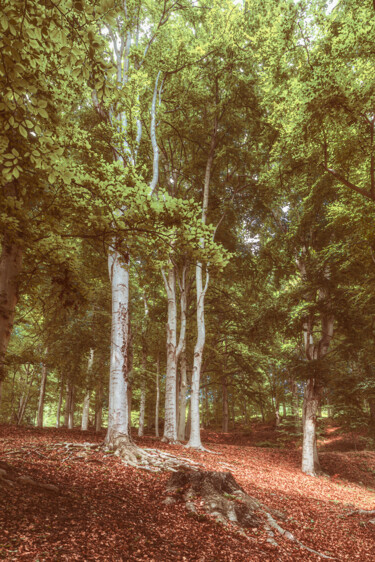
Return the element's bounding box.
[104,431,203,472]
[165,469,337,560]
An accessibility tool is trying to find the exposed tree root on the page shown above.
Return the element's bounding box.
[165,469,337,560]
[185,444,222,454]
[101,432,204,471]
[347,509,375,517]
[0,461,59,493]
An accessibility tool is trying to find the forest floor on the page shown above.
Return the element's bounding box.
[1,422,375,561]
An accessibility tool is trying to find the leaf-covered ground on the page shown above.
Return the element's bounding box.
[1,423,375,561]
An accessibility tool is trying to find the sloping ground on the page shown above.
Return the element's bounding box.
[0,424,375,561]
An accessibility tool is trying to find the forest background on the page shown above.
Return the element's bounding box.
[1,0,375,480]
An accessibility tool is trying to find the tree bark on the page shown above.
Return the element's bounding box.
[81,349,94,431]
[162,267,178,442]
[56,377,64,428]
[68,383,74,429]
[37,359,48,429]
[105,248,132,449]
[302,378,322,475]
[95,377,103,433]
[138,349,146,437]
[177,347,188,441]
[64,383,70,428]
[187,121,216,449]
[222,375,229,432]
[0,232,22,382]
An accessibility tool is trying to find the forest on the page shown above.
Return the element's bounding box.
[1,0,375,560]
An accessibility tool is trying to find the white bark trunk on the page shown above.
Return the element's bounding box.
[302,378,322,476]
[37,360,48,429]
[177,348,187,441]
[64,383,70,427]
[105,249,131,448]
[138,349,146,437]
[81,349,94,431]
[162,267,178,442]
[81,391,90,431]
[186,121,216,449]
[187,262,206,448]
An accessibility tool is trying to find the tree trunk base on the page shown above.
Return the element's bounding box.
[104,431,202,471]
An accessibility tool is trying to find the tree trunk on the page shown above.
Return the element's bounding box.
[177,348,187,441]
[64,383,70,428]
[56,377,64,428]
[68,383,74,429]
[187,122,216,449]
[95,378,103,433]
[81,391,90,431]
[0,379,3,413]
[81,349,94,431]
[0,232,22,383]
[187,262,207,449]
[302,378,322,476]
[185,395,191,441]
[105,248,132,449]
[138,349,146,437]
[222,375,229,432]
[37,360,48,429]
[162,267,178,442]
[275,398,280,427]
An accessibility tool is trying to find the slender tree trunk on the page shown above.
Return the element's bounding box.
[95,377,103,433]
[0,231,23,383]
[162,267,178,442]
[177,348,188,441]
[187,262,207,449]
[222,375,229,432]
[68,383,74,429]
[17,370,34,425]
[64,383,70,428]
[37,360,48,429]
[155,352,160,437]
[81,390,90,431]
[56,377,64,428]
[275,397,280,427]
[282,401,286,418]
[187,122,216,449]
[185,395,191,440]
[302,378,322,475]
[138,349,147,437]
[0,379,3,413]
[81,349,94,431]
[105,249,132,449]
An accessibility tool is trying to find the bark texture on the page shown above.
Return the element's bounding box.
[37,360,48,429]
[81,349,94,431]
[105,249,131,449]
